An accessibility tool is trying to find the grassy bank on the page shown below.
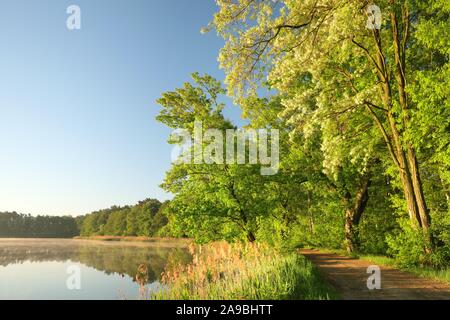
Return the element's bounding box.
[151,242,337,300]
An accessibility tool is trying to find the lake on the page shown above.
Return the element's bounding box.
[0,238,191,300]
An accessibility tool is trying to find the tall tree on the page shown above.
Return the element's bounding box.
[156,73,283,242]
[212,0,448,248]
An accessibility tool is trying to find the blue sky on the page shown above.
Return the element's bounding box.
[0,0,243,216]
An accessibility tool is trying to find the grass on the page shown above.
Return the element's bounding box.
[358,254,450,285]
[151,241,337,300]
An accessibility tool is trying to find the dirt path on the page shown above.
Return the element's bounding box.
[300,249,450,300]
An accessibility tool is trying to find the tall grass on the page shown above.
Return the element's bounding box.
[151,242,336,300]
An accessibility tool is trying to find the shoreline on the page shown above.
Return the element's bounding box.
[0,237,192,248]
[73,235,192,244]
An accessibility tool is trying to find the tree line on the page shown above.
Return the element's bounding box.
[0,212,79,238]
[78,198,169,237]
[0,198,170,238]
[154,0,449,268]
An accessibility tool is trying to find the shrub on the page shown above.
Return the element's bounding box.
[387,218,450,268]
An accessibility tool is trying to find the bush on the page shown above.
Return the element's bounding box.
[387,218,449,268]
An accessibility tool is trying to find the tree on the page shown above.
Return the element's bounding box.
[150,201,170,236]
[212,0,448,249]
[156,73,283,242]
[78,199,165,237]
[242,93,383,252]
[136,199,162,237]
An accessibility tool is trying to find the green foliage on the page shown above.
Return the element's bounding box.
[79,199,166,237]
[0,212,79,238]
[387,219,430,267]
[156,74,284,243]
[207,0,450,268]
[359,254,450,285]
[150,201,170,236]
[387,218,450,268]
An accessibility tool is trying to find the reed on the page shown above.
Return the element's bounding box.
[151,241,336,300]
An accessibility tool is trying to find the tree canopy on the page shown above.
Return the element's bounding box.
[0,212,79,238]
[153,0,449,267]
[78,198,168,237]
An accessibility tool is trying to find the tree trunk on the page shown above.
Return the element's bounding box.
[358,5,433,250]
[373,35,424,230]
[344,173,371,253]
[307,191,315,234]
[390,10,432,239]
[247,231,256,242]
[228,179,256,243]
[406,148,431,231]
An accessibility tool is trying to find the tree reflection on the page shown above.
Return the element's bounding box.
[0,239,191,284]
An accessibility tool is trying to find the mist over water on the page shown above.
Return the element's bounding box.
[0,239,191,300]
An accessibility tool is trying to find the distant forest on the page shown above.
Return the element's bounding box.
[78,198,169,237]
[0,198,169,238]
[0,212,79,238]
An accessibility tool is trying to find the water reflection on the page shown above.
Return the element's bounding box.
[0,239,191,300]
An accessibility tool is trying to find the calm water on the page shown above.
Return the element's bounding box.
[0,239,191,300]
